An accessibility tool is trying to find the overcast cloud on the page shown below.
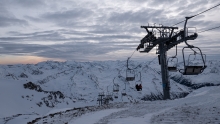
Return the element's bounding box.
[0,0,219,64]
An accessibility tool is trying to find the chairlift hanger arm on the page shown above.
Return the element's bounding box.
[139,72,141,81]
[113,77,116,85]
[183,17,201,54]
[127,57,131,69]
[184,16,194,47]
[171,45,177,58]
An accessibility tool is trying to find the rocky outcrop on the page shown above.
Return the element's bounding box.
[23,82,65,108]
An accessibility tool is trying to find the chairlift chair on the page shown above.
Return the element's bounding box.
[167,45,178,72]
[135,72,142,91]
[114,92,118,99]
[167,57,178,72]
[121,82,127,96]
[179,17,207,75]
[126,57,135,81]
[113,84,119,92]
[180,46,207,75]
[126,69,135,81]
[113,77,120,92]
[121,89,127,96]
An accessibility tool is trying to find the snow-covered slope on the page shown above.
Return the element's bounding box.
[0,60,219,123]
[13,85,220,124]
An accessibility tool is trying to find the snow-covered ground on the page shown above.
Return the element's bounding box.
[71,86,220,124]
[0,60,219,124]
[13,86,220,124]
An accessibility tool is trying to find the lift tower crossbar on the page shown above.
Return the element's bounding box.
[136,20,198,100]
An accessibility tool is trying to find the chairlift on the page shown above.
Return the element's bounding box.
[113,84,119,92]
[126,69,135,81]
[167,45,178,72]
[106,86,113,101]
[135,72,142,91]
[121,83,127,96]
[113,77,119,92]
[180,46,207,75]
[114,92,118,99]
[126,57,135,81]
[121,89,127,96]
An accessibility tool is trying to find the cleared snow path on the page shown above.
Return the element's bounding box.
[69,108,127,124]
[107,107,172,124]
[95,86,220,124]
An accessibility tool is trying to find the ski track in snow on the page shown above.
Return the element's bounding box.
[106,107,172,124]
[69,108,127,124]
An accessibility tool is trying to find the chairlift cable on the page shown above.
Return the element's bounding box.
[129,49,136,59]
[191,3,220,18]
[172,20,185,26]
[198,25,220,33]
[130,56,158,70]
[172,3,220,26]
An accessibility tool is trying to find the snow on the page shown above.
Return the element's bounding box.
[0,60,219,123]
[69,108,127,124]
[108,107,172,124]
[66,86,220,124]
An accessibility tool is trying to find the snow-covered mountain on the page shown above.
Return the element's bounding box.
[0,60,219,124]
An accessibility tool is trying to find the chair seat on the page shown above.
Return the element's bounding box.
[168,67,177,72]
[121,93,127,96]
[183,66,204,75]
[126,77,135,81]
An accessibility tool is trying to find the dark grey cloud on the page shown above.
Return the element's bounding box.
[0,0,45,8]
[0,16,28,27]
[0,30,65,42]
[108,9,164,24]
[0,29,140,44]
[0,3,28,27]
[41,8,94,27]
[14,0,45,8]
[0,39,135,61]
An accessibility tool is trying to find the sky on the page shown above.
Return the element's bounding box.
[0,0,220,64]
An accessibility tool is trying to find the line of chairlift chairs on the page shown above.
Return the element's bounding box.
[111,70,142,99]
[113,60,143,98]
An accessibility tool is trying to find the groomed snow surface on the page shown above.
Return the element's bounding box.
[8,86,219,124]
[73,86,220,124]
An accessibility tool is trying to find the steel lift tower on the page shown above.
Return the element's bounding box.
[136,17,198,100]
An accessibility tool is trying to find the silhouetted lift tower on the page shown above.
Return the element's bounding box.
[136,17,199,100]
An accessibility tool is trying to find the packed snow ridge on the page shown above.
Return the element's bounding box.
[0,60,219,124]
